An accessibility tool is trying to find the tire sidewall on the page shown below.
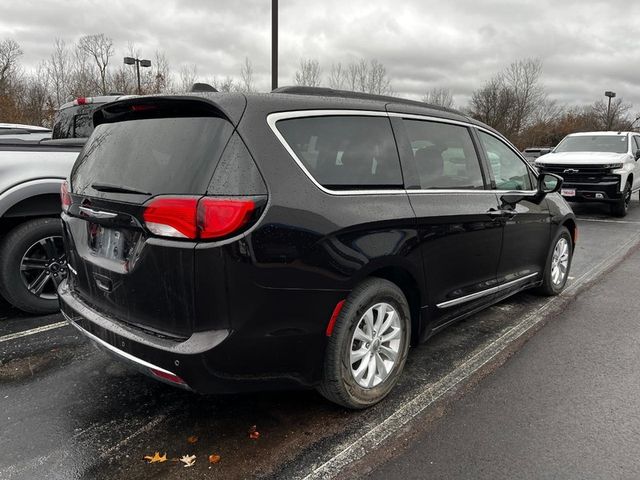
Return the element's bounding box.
[544,227,573,294]
[0,218,63,314]
[325,279,411,408]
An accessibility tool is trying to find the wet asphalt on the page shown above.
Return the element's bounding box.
[369,209,640,480]
[1,200,640,479]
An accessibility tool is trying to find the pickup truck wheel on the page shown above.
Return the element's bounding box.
[611,181,631,217]
[0,218,66,315]
[537,227,572,296]
[318,278,411,409]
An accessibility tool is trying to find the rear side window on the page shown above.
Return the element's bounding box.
[403,119,485,190]
[276,115,403,190]
[71,117,234,196]
[53,105,97,139]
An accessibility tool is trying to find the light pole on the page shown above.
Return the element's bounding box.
[124,57,152,94]
[272,0,278,90]
[605,91,616,130]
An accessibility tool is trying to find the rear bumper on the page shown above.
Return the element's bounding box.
[58,279,319,393]
[560,180,622,203]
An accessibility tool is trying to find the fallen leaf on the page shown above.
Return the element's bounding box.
[248,425,260,440]
[187,435,198,444]
[180,454,196,467]
[143,452,167,463]
[208,453,221,464]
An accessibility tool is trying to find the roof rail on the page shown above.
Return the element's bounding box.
[271,86,458,113]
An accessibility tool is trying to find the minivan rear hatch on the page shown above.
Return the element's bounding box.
[63,97,246,339]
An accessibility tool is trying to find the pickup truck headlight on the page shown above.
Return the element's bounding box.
[604,163,624,169]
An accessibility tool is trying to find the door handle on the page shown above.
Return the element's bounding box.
[486,208,518,220]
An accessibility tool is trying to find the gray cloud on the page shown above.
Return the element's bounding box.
[0,0,638,110]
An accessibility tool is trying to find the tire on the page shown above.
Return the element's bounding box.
[537,227,573,296]
[318,278,411,409]
[611,180,631,217]
[0,218,65,314]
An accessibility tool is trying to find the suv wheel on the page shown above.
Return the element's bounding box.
[537,227,572,296]
[0,218,66,314]
[318,278,411,409]
[611,181,631,217]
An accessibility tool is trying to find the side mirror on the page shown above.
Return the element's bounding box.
[634,150,640,161]
[538,172,563,194]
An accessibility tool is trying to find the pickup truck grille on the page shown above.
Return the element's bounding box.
[538,164,617,183]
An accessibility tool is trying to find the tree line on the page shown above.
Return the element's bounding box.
[1,34,637,149]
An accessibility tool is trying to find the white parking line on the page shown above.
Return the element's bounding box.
[578,218,640,225]
[0,321,68,344]
[299,233,640,480]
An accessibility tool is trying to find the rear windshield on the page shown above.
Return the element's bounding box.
[71,117,233,196]
[276,115,403,190]
[53,105,99,139]
[555,135,628,154]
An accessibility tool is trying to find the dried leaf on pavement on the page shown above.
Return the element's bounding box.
[187,435,198,444]
[180,454,196,467]
[208,453,221,464]
[143,452,167,463]
[248,425,260,440]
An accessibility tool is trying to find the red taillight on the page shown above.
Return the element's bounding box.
[60,180,71,212]
[143,197,198,239]
[74,97,91,105]
[149,368,186,385]
[198,198,255,239]
[143,196,255,240]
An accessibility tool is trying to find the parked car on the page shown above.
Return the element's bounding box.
[522,146,552,164]
[52,94,133,139]
[536,131,640,216]
[0,123,52,142]
[58,87,576,408]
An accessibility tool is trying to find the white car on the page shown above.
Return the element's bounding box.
[535,131,640,217]
[0,123,51,142]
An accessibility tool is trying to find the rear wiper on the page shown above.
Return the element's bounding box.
[91,182,151,196]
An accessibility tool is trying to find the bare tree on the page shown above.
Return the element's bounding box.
[328,62,346,89]
[46,38,72,106]
[178,64,198,92]
[209,76,237,92]
[294,58,322,87]
[239,57,255,92]
[503,58,545,134]
[468,58,546,141]
[590,97,633,131]
[0,38,23,93]
[343,59,392,95]
[151,50,172,94]
[422,87,455,108]
[78,34,114,94]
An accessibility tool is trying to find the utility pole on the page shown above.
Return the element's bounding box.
[272,0,278,91]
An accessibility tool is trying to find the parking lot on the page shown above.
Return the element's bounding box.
[2,200,640,480]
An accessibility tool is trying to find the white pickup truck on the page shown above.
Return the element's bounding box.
[535,131,640,217]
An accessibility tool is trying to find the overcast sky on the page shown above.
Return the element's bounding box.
[1,0,639,110]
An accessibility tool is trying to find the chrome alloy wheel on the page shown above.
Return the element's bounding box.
[349,302,402,388]
[551,237,570,286]
[20,236,67,300]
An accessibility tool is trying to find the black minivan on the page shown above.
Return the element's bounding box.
[58,87,576,408]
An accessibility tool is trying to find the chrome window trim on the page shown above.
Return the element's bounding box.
[267,109,539,197]
[267,110,406,196]
[436,272,539,309]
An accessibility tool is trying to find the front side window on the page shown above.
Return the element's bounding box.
[275,115,403,190]
[479,131,533,191]
[402,119,485,190]
[634,136,640,152]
